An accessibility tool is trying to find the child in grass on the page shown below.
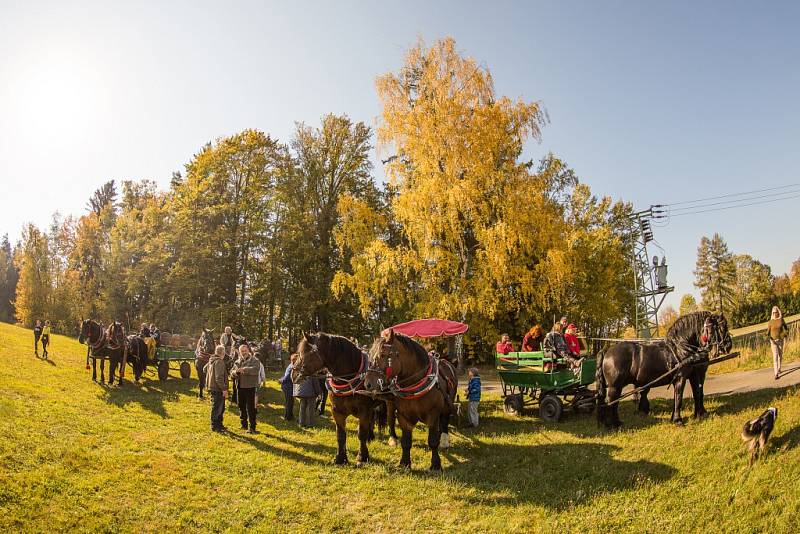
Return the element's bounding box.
[465,368,481,428]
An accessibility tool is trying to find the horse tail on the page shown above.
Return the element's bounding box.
[596,349,607,426]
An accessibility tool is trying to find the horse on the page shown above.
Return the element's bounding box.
[195,328,216,399]
[596,311,732,428]
[78,319,127,386]
[364,330,458,471]
[124,333,150,382]
[292,332,393,465]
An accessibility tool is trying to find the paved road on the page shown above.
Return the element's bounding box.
[481,363,800,399]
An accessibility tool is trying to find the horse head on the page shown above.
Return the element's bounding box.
[78,319,90,344]
[703,313,732,356]
[199,328,216,355]
[292,332,324,383]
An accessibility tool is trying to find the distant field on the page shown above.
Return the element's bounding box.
[1,322,799,532]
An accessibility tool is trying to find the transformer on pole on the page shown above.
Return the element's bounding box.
[629,207,673,339]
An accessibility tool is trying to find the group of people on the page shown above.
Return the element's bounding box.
[200,328,266,433]
[278,355,328,428]
[496,316,584,370]
[32,319,52,359]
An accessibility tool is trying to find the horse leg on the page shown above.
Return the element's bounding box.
[637,388,651,416]
[672,376,687,425]
[399,425,412,469]
[427,420,442,471]
[690,367,708,418]
[92,358,97,382]
[333,412,348,465]
[100,358,106,384]
[439,412,451,450]
[109,356,118,386]
[388,402,398,447]
[356,414,372,465]
[606,386,623,429]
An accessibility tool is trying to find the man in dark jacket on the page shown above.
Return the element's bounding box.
[33,320,43,357]
[230,344,261,433]
[204,345,229,432]
[293,371,322,428]
[278,354,297,421]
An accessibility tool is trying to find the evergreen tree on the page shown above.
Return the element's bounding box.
[13,224,52,327]
[678,294,698,315]
[693,233,736,315]
[0,234,19,322]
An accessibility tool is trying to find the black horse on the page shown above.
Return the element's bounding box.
[596,311,732,428]
[125,333,150,382]
[79,319,127,386]
[364,330,458,471]
[293,332,393,465]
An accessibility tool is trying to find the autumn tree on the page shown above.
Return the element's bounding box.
[678,294,698,315]
[658,305,679,336]
[335,37,633,357]
[694,233,736,315]
[13,224,52,327]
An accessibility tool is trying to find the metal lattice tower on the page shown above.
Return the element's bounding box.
[629,208,674,339]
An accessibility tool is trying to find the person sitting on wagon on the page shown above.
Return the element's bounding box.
[522,325,543,352]
[139,323,157,362]
[496,333,514,355]
[543,323,569,369]
[563,324,584,370]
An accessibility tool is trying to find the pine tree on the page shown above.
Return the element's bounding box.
[693,233,737,315]
[678,294,698,315]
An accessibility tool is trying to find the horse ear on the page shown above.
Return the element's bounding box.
[303,331,312,343]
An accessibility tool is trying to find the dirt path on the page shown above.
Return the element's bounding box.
[481,363,800,399]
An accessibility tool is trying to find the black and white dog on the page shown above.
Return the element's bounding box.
[741,407,778,466]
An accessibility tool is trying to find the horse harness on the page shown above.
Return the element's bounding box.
[367,340,456,401]
[297,342,369,398]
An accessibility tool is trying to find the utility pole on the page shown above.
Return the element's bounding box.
[629,206,673,339]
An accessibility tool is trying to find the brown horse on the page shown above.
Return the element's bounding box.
[364,330,458,471]
[79,319,127,386]
[293,332,392,465]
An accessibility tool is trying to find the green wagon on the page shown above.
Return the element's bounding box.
[154,346,195,381]
[496,350,597,422]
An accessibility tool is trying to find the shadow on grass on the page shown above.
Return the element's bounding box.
[445,441,676,509]
[99,376,196,418]
[223,431,335,466]
[773,424,800,452]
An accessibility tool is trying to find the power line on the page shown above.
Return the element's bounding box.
[656,192,800,218]
[665,188,800,212]
[657,183,799,208]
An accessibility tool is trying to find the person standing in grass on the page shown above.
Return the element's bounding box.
[40,320,51,360]
[465,368,481,428]
[33,319,42,357]
[278,354,297,421]
[205,345,229,432]
[293,369,322,428]
[230,344,261,434]
[767,306,789,380]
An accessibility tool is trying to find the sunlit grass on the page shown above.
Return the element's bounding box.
[1,322,798,532]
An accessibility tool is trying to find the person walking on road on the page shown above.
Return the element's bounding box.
[767,306,789,380]
[205,345,229,432]
[33,319,42,357]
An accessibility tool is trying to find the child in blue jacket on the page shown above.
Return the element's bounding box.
[465,368,481,428]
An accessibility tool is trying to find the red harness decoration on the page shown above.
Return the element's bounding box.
[326,353,367,397]
[390,355,437,399]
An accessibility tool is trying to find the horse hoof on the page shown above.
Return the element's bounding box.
[398,462,411,470]
[440,433,450,449]
[388,437,398,447]
[429,464,442,472]
[333,457,348,466]
[673,419,685,426]
[694,412,707,419]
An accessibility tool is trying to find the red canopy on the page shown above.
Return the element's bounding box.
[382,319,469,339]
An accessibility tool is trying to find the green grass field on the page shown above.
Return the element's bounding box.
[1,322,799,533]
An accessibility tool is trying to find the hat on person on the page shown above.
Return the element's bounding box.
[567,323,576,331]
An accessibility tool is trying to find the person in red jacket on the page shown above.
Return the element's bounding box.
[496,333,514,354]
[564,324,581,356]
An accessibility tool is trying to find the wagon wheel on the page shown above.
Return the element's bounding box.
[157,361,169,381]
[503,394,524,416]
[179,361,191,380]
[540,394,563,422]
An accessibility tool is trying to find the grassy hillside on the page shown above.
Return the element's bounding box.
[1,322,798,533]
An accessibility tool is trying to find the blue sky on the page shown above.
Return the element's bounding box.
[1,1,798,310]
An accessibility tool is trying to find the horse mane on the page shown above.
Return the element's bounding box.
[316,332,362,360]
[391,333,429,365]
[666,310,712,342]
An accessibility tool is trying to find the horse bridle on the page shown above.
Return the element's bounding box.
[84,322,107,351]
[701,315,727,355]
[367,339,441,398]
